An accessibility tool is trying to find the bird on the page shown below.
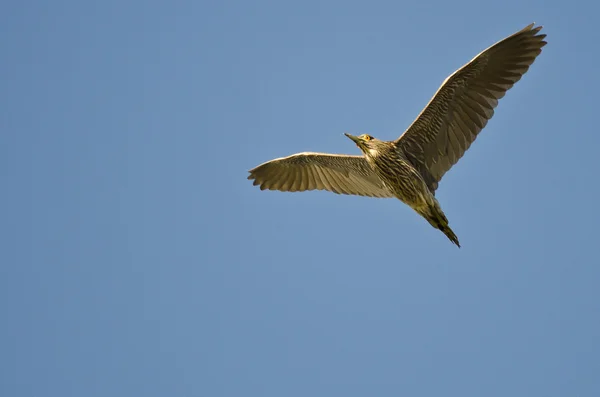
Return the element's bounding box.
[247,23,547,247]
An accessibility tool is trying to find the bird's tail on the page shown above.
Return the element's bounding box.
[440,224,461,248]
[422,204,461,248]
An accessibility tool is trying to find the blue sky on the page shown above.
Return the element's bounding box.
[2,0,599,396]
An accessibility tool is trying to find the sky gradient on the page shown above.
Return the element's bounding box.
[2,0,599,396]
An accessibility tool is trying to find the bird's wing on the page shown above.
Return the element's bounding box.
[248,152,394,198]
[395,23,546,193]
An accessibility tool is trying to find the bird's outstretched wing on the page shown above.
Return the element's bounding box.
[248,152,393,198]
[396,23,547,193]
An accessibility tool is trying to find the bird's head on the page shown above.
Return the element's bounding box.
[344,133,386,157]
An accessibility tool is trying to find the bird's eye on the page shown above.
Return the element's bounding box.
[363,135,372,141]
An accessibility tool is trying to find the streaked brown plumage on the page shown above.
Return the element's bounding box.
[248,23,547,247]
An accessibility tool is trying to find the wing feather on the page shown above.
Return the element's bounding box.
[248,152,393,198]
[396,23,546,192]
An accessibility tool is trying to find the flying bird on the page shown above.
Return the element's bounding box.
[248,24,547,247]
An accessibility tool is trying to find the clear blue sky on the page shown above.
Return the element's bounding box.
[2,0,599,396]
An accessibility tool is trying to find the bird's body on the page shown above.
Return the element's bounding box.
[361,141,428,206]
[248,24,547,247]
[346,134,461,246]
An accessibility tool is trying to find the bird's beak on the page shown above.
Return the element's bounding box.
[344,133,361,145]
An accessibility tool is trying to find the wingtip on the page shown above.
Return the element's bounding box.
[523,22,544,33]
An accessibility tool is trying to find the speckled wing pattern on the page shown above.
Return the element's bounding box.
[248,152,394,198]
[396,23,547,193]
